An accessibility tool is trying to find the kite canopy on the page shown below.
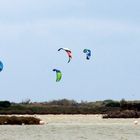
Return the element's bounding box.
[0,61,3,72]
[83,49,91,60]
[53,69,62,82]
[58,48,72,63]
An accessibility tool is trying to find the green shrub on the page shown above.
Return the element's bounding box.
[0,101,11,108]
[105,101,120,107]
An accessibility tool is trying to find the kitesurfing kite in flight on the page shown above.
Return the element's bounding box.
[58,48,72,63]
[53,69,62,82]
[83,49,91,60]
[0,61,3,72]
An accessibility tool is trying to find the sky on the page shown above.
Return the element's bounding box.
[0,0,140,102]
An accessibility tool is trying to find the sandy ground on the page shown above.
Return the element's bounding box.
[37,114,103,124]
[36,114,140,125]
[0,115,140,140]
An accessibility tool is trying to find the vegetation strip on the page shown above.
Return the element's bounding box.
[0,116,41,125]
[0,99,140,118]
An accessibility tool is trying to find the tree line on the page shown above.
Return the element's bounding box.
[0,99,140,115]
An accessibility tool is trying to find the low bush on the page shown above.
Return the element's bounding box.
[0,116,41,125]
[103,110,140,118]
[0,101,11,108]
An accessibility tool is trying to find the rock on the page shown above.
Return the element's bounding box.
[39,120,45,125]
[134,120,138,125]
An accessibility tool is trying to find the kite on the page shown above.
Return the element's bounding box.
[0,61,3,72]
[83,49,91,60]
[53,69,62,82]
[58,48,72,63]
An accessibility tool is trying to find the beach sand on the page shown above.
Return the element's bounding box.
[0,115,140,140]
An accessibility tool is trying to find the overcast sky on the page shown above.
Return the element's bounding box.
[0,0,140,102]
